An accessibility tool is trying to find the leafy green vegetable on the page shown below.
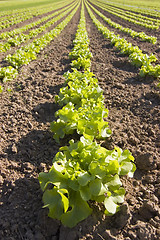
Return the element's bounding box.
[69,4,92,70]
[39,1,137,229]
[39,136,136,227]
[88,2,157,44]
[55,69,104,108]
[86,2,160,80]
[0,66,18,82]
[91,0,159,30]
[51,102,111,142]
[0,85,3,93]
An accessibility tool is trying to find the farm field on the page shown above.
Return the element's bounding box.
[0,0,160,239]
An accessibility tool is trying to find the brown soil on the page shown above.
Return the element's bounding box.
[0,3,160,240]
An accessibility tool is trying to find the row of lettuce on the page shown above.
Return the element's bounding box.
[2,2,77,53]
[0,0,157,56]
[0,0,65,17]
[0,1,79,92]
[87,1,157,44]
[91,0,160,29]
[85,1,160,84]
[38,1,136,228]
[1,0,160,92]
[0,2,59,30]
[96,0,160,19]
[0,0,74,30]
[0,0,75,52]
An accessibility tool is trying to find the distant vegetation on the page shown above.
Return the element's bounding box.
[0,0,63,12]
[102,0,160,10]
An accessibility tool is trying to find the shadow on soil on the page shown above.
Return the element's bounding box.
[1,123,137,240]
[0,176,61,240]
[0,175,134,240]
[124,75,156,86]
[5,128,59,166]
[32,102,59,124]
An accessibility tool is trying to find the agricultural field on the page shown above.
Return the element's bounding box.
[0,0,160,239]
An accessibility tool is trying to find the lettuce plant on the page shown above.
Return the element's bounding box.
[51,102,111,142]
[0,66,18,82]
[39,136,136,227]
[69,4,92,70]
[0,85,3,93]
[55,69,103,108]
[92,0,159,30]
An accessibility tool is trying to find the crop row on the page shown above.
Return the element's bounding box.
[39,1,136,228]
[0,1,79,85]
[0,0,65,18]
[91,0,159,29]
[95,0,160,24]
[0,1,76,52]
[97,0,160,18]
[0,0,74,40]
[87,1,157,44]
[0,0,74,31]
[0,4,56,30]
[0,0,72,19]
[86,1,160,83]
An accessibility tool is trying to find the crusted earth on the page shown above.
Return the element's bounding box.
[0,3,160,240]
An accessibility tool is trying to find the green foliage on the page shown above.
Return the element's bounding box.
[71,57,91,70]
[8,33,30,47]
[0,42,11,52]
[0,66,18,82]
[91,0,159,30]
[0,85,3,93]
[69,3,92,70]
[129,52,157,67]
[6,49,37,68]
[140,64,160,78]
[50,4,112,143]
[89,2,157,44]
[0,1,74,43]
[86,2,160,79]
[0,2,59,31]
[5,3,78,69]
[51,102,111,142]
[0,0,63,12]
[39,1,137,228]
[39,136,136,227]
[0,3,79,83]
[55,69,104,108]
